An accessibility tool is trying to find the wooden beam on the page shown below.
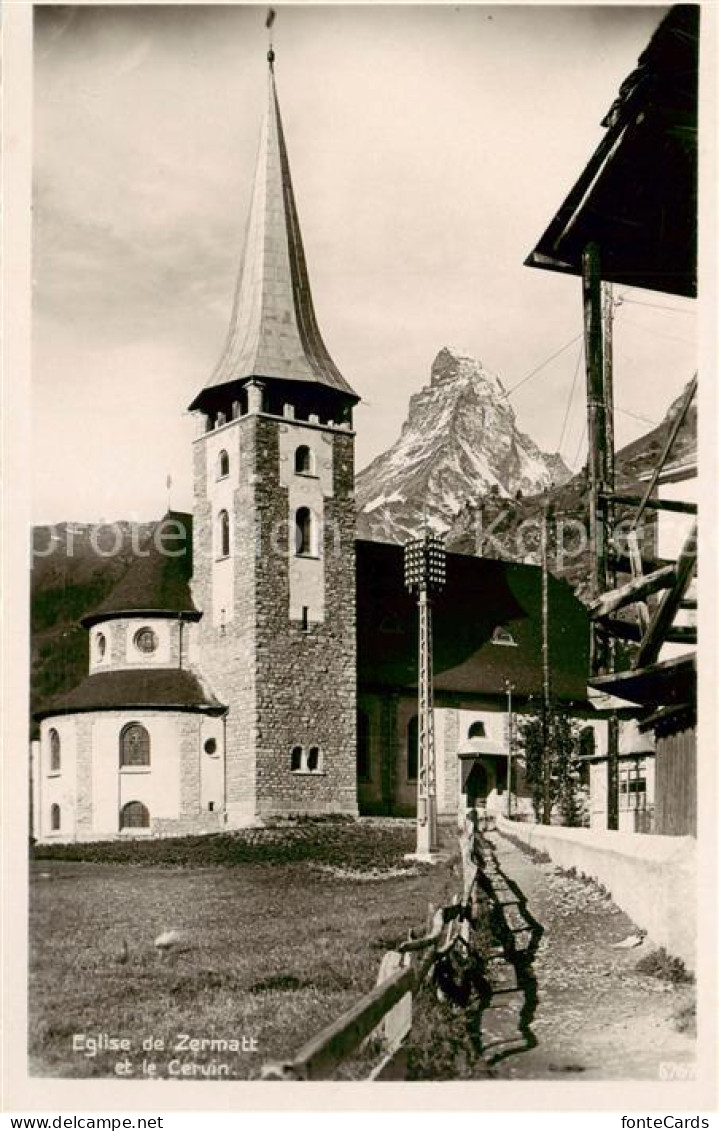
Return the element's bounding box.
[634,522,698,669]
[602,618,696,646]
[630,373,697,530]
[588,565,676,619]
[603,492,697,516]
[626,529,650,633]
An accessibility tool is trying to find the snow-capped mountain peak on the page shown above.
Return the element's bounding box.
[356,347,570,543]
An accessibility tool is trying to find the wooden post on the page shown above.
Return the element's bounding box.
[603,282,619,831]
[582,243,608,673]
[541,501,552,825]
[505,680,514,819]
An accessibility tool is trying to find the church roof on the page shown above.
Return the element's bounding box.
[82,512,199,628]
[190,61,358,413]
[36,667,225,720]
[356,540,592,710]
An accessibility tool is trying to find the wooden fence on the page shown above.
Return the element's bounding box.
[261,816,482,1081]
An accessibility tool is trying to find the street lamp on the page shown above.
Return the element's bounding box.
[404,531,446,857]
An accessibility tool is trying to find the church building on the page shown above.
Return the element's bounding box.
[32,54,595,842]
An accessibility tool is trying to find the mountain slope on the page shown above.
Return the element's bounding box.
[356,347,570,542]
[445,378,697,599]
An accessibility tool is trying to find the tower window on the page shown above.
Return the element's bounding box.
[491,626,517,647]
[407,715,419,782]
[217,449,230,479]
[49,728,61,773]
[468,721,487,740]
[120,801,150,829]
[96,632,107,661]
[217,509,230,558]
[307,746,321,772]
[204,738,218,756]
[295,507,315,556]
[50,803,61,832]
[134,627,158,654]
[290,745,303,772]
[357,711,371,782]
[295,445,314,475]
[120,723,150,768]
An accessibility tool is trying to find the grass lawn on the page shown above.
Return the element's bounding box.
[30,820,464,1080]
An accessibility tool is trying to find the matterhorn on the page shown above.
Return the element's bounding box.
[356,347,570,543]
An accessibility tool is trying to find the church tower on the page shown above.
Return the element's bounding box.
[189,53,360,826]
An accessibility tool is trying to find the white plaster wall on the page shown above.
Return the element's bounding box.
[186,621,200,666]
[589,760,608,829]
[495,817,696,970]
[90,618,177,672]
[657,476,697,662]
[657,476,696,562]
[31,740,41,840]
[91,712,183,837]
[200,716,225,812]
[279,422,333,625]
[123,618,172,667]
[211,558,234,629]
[278,422,334,496]
[455,709,507,749]
[205,419,242,627]
[38,718,78,840]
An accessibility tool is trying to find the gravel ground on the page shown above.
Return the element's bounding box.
[479,831,696,1081]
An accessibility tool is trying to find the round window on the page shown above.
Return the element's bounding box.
[96,632,107,659]
[134,627,158,654]
[204,738,217,756]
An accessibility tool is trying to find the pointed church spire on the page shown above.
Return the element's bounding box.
[190,54,358,413]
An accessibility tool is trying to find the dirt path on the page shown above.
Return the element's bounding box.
[473,831,696,1081]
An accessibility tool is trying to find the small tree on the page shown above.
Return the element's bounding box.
[515,704,584,826]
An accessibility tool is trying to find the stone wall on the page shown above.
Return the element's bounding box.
[192,411,358,824]
[252,418,357,817]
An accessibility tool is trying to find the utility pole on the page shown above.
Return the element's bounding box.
[603,282,619,831]
[582,242,609,676]
[505,680,515,819]
[541,500,553,825]
[404,531,446,857]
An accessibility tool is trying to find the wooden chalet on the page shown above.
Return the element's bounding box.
[526,5,699,836]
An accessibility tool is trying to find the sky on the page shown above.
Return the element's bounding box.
[32,3,698,524]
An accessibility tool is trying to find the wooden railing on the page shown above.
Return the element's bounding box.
[261,816,481,1081]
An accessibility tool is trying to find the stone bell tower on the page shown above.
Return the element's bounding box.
[189,52,359,826]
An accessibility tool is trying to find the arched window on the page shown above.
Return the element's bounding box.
[407,715,419,782]
[468,721,486,740]
[307,746,320,772]
[49,728,61,773]
[50,803,61,831]
[217,509,230,558]
[217,449,230,479]
[290,745,303,772]
[295,445,313,475]
[295,507,314,556]
[120,723,150,768]
[491,625,516,647]
[357,711,371,781]
[120,801,150,829]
